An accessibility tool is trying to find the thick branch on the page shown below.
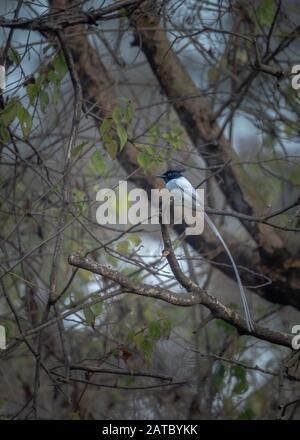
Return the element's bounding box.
[131,2,286,253]
[45,0,300,312]
[68,253,293,349]
[0,0,143,31]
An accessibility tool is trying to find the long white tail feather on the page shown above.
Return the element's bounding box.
[171,177,254,332]
[204,212,254,332]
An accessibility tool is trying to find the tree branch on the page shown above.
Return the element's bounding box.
[0,0,144,31]
[68,253,293,349]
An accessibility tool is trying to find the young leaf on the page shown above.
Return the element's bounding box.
[213,363,226,389]
[116,124,127,150]
[71,140,89,158]
[0,124,9,141]
[17,105,32,138]
[129,234,141,246]
[100,118,113,135]
[137,152,152,170]
[125,103,134,124]
[26,83,39,106]
[149,124,160,144]
[0,97,20,126]
[256,0,275,27]
[53,51,68,80]
[117,240,129,254]
[47,69,60,87]
[91,301,103,317]
[148,321,162,341]
[40,90,49,113]
[7,48,21,65]
[231,365,248,395]
[83,307,95,327]
[91,150,106,174]
[237,407,254,420]
[105,138,118,159]
[133,333,154,362]
[112,107,122,125]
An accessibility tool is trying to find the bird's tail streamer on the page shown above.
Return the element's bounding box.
[203,212,254,332]
[191,190,254,332]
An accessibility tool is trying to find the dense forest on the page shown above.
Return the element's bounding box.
[0,0,300,420]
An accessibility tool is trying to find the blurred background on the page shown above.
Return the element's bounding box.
[0,0,300,420]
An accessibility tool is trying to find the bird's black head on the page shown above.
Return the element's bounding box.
[157,169,185,183]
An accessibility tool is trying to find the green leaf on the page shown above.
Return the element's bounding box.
[148,124,158,136]
[71,140,89,158]
[133,333,154,362]
[90,299,103,317]
[73,187,85,205]
[116,124,127,150]
[40,90,49,113]
[256,0,275,27]
[105,138,118,160]
[129,234,141,246]
[148,124,160,144]
[112,107,122,125]
[83,307,95,327]
[157,309,172,337]
[26,83,39,106]
[162,318,172,337]
[100,118,113,135]
[17,105,32,138]
[237,407,254,420]
[231,365,248,395]
[91,150,106,174]
[125,103,134,124]
[213,363,226,389]
[137,152,152,170]
[133,333,144,350]
[53,51,68,80]
[117,240,129,254]
[47,69,60,86]
[148,321,162,341]
[7,48,21,65]
[0,123,9,141]
[162,127,183,150]
[0,97,20,126]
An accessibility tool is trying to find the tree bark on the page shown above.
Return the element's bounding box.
[50,0,300,311]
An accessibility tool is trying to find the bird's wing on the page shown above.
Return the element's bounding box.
[167,176,201,209]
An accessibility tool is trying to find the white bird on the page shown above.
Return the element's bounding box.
[157,169,254,332]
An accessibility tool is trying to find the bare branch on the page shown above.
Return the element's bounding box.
[68,253,293,349]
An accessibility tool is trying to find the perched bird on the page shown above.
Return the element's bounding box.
[157,168,254,332]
